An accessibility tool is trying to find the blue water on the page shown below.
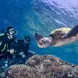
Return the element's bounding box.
[0,0,78,65]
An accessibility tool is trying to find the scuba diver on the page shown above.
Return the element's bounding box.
[12,35,35,64]
[0,26,16,67]
[14,35,32,60]
[35,25,78,48]
[23,35,31,55]
[0,26,35,67]
[9,35,33,64]
[22,35,35,59]
[22,35,35,60]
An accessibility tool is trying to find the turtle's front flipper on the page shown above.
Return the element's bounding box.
[35,33,43,41]
[62,25,78,39]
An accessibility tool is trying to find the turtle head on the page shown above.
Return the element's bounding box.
[35,33,52,48]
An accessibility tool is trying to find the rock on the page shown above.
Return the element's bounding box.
[5,55,78,78]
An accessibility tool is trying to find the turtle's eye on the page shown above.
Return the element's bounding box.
[42,40,44,42]
[41,39,46,44]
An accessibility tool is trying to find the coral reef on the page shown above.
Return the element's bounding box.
[4,55,78,78]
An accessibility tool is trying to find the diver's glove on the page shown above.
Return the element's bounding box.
[8,49,15,54]
[19,52,26,58]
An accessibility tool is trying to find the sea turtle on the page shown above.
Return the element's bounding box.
[35,25,78,48]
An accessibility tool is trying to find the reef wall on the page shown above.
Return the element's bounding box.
[4,55,78,78]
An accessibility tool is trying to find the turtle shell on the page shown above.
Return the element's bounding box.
[50,27,71,39]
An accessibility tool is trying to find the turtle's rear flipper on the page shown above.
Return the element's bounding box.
[62,25,78,39]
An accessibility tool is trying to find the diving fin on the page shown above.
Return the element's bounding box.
[62,25,78,39]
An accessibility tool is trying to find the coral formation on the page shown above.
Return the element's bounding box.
[4,55,78,78]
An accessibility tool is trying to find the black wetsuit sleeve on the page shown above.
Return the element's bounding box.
[62,25,78,39]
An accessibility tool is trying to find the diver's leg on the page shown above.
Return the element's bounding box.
[62,25,78,39]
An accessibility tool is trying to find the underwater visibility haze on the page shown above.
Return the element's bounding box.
[0,0,78,64]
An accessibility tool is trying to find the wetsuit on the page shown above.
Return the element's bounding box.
[0,33,15,60]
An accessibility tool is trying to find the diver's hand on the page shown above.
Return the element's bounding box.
[19,52,26,58]
[9,49,15,54]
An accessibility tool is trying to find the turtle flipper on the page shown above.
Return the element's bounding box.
[35,33,43,41]
[62,25,78,39]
